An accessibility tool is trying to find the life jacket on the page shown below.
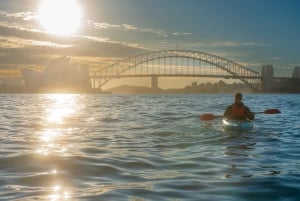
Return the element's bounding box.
[231,103,245,118]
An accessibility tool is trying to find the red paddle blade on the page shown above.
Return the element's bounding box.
[200,114,217,121]
[264,109,281,114]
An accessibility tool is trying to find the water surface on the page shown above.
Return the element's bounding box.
[0,94,299,200]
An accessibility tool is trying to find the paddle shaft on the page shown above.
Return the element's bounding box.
[200,109,280,121]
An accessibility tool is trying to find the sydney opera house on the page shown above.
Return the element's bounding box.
[21,57,91,92]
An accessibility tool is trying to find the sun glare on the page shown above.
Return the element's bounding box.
[38,0,81,36]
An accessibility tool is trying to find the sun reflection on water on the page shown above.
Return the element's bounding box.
[35,94,80,200]
[49,185,70,201]
[36,94,79,155]
[40,129,60,142]
[45,94,77,124]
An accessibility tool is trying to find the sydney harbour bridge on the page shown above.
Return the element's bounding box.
[91,50,261,90]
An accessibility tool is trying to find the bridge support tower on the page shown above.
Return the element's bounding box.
[151,76,158,90]
[261,65,274,91]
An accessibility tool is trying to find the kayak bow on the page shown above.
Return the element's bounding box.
[222,118,254,131]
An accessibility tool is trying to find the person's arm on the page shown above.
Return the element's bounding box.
[245,106,254,120]
[224,106,232,119]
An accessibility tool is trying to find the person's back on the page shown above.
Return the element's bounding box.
[224,93,254,120]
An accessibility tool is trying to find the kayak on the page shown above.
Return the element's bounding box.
[222,118,254,131]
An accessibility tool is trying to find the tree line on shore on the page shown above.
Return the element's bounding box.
[108,80,252,94]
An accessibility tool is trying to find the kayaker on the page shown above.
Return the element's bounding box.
[224,93,254,120]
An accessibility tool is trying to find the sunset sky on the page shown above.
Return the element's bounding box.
[0,0,299,86]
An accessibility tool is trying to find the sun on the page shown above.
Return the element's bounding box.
[38,0,81,36]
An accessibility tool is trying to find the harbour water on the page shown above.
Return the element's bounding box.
[0,93,299,200]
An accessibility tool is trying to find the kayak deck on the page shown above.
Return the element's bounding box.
[222,118,254,131]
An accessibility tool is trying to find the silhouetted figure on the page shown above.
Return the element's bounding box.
[224,93,254,120]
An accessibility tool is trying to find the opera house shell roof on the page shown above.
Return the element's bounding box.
[21,57,91,91]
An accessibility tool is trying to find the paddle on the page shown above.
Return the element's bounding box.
[200,114,222,121]
[254,109,281,114]
[200,109,281,121]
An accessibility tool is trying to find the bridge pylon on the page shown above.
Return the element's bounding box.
[151,76,158,90]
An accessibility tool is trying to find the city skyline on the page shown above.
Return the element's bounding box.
[0,0,299,84]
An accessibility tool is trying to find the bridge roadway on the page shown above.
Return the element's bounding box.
[91,50,262,90]
[90,74,260,79]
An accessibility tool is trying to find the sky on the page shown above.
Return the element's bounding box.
[0,0,300,87]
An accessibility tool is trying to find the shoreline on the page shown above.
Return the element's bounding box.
[0,89,299,95]
[0,88,112,94]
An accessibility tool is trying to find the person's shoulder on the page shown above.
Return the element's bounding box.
[244,105,252,111]
[225,105,232,110]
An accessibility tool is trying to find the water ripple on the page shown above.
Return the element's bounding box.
[0,94,299,200]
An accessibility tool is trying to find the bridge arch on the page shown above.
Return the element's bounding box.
[93,50,261,89]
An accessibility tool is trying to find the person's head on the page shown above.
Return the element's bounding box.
[234,93,242,103]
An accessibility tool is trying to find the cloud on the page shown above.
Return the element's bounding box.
[79,36,110,43]
[172,32,192,36]
[0,10,194,73]
[0,10,194,58]
[211,41,266,48]
[0,11,150,58]
[288,63,300,67]
[86,20,192,38]
[0,36,73,48]
[87,21,138,31]
[185,40,267,48]
[0,26,150,71]
[87,20,164,38]
[269,57,285,61]
[0,11,35,20]
[0,21,147,54]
